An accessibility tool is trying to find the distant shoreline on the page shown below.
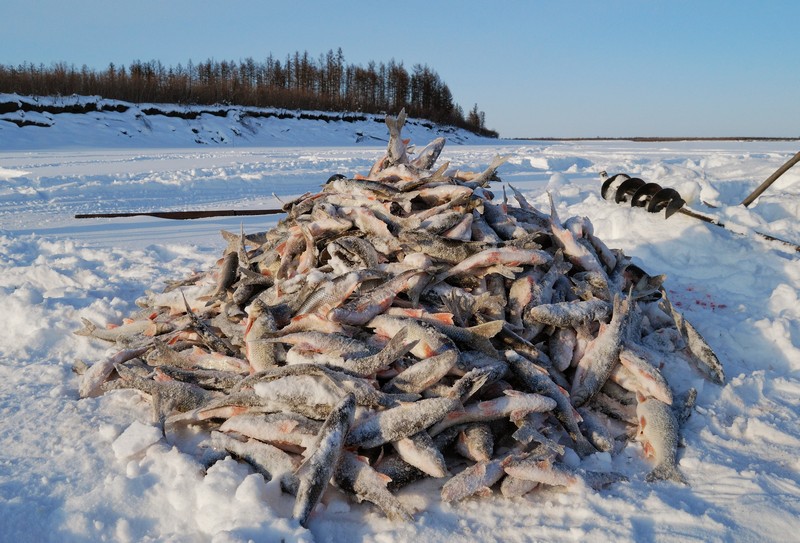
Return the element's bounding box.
[511,136,800,142]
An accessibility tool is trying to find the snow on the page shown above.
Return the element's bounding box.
[2,94,800,542]
[112,420,164,460]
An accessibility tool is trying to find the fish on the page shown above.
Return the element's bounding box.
[503,456,580,488]
[321,326,419,377]
[548,193,607,277]
[113,362,219,425]
[292,392,356,526]
[454,422,494,462]
[155,365,243,392]
[526,299,612,329]
[456,155,510,186]
[661,292,725,384]
[368,314,457,360]
[616,345,673,405]
[79,346,149,398]
[218,412,322,455]
[428,389,556,437]
[409,136,446,170]
[328,270,428,326]
[635,393,687,484]
[74,317,173,344]
[505,350,596,457]
[576,407,615,453]
[499,475,539,498]
[385,109,409,166]
[570,294,631,407]
[345,395,461,449]
[244,299,280,372]
[432,246,552,284]
[334,451,413,521]
[383,349,458,394]
[392,431,449,478]
[441,451,519,502]
[206,430,300,482]
[208,250,239,302]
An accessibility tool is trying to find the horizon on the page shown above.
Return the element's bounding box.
[3,1,799,139]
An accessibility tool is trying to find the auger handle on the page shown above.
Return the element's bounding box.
[741,150,800,207]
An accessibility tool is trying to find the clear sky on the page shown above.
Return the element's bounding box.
[3,0,799,138]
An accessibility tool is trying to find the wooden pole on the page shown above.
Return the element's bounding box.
[740,150,800,207]
[74,208,285,220]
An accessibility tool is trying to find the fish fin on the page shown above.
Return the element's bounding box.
[466,320,505,338]
[581,470,629,490]
[548,192,562,228]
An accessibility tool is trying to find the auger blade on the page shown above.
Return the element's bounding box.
[630,182,664,209]
[647,187,686,218]
[601,173,630,200]
[614,177,645,203]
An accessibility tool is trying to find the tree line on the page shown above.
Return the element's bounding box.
[0,49,497,136]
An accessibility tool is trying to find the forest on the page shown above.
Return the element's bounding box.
[0,49,497,137]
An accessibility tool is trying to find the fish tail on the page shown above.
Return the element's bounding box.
[646,463,687,485]
[467,320,504,338]
[74,317,97,337]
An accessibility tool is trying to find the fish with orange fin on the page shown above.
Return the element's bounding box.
[635,392,687,484]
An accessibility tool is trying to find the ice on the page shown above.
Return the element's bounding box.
[1,103,799,542]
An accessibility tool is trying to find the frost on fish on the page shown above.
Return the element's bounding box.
[441,456,509,502]
[334,451,413,521]
[635,394,687,484]
[73,116,725,528]
[345,396,461,449]
[292,392,356,527]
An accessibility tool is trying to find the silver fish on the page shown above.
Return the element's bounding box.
[391,431,448,478]
[74,317,173,344]
[218,412,322,455]
[206,430,300,482]
[244,299,280,372]
[505,350,596,457]
[334,451,413,521]
[409,137,446,170]
[526,299,612,329]
[441,451,519,502]
[383,349,458,394]
[454,422,494,462]
[571,294,631,407]
[385,109,409,166]
[293,392,356,527]
[428,389,556,437]
[635,393,687,484]
[503,456,580,488]
[345,395,461,449]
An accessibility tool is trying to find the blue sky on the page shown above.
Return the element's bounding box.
[3,0,799,138]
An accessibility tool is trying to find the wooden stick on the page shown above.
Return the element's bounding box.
[676,207,800,252]
[74,208,285,220]
[741,150,800,207]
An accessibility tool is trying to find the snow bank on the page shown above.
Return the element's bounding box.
[0,93,493,150]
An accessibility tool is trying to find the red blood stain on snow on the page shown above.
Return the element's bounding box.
[667,288,727,311]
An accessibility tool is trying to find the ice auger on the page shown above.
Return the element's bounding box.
[599,169,800,253]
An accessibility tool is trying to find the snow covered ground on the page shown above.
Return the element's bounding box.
[1,100,799,542]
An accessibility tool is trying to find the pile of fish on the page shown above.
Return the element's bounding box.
[75,109,725,527]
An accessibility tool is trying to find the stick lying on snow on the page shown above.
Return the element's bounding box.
[75,208,286,220]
